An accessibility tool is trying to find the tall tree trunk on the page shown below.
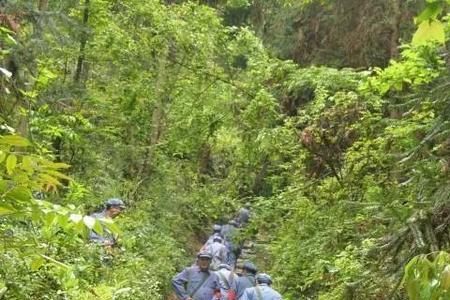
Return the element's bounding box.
[389,0,402,58]
[251,0,266,37]
[198,142,212,177]
[74,0,90,83]
[136,55,169,180]
[38,0,48,11]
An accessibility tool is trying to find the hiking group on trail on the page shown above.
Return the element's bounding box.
[171,203,283,300]
[87,199,282,299]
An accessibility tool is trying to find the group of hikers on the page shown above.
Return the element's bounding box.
[87,199,282,299]
[171,203,283,300]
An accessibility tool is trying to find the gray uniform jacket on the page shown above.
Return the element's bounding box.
[88,211,115,245]
[241,283,282,300]
[220,225,236,242]
[204,232,224,248]
[236,275,256,299]
[172,265,221,300]
[220,225,240,266]
[215,268,238,299]
[237,208,250,225]
[207,242,229,269]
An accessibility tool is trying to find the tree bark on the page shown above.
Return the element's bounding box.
[389,0,402,58]
[38,0,48,11]
[74,0,90,83]
[251,0,266,37]
[136,53,169,180]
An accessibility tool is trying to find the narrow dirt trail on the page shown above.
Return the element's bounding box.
[236,233,271,273]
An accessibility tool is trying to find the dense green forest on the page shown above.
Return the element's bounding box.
[1,0,450,299]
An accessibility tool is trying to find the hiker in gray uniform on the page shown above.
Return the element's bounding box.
[207,236,229,270]
[172,251,222,300]
[203,224,224,249]
[221,220,240,267]
[236,262,257,299]
[215,263,238,300]
[240,273,282,300]
[89,198,125,247]
[236,203,251,227]
[221,220,238,241]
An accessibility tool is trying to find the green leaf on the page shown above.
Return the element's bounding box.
[412,20,446,46]
[5,34,17,46]
[37,173,62,187]
[30,256,46,271]
[0,180,6,193]
[43,170,72,181]
[44,162,71,169]
[0,205,14,216]
[55,214,70,229]
[0,285,7,298]
[6,154,17,175]
[5,187,31,202]
[93,219,104,235]
[0,150,6,163]
[44,212,56,226]
[104,219,121,235]
[415,2,443,24]
[21,156,34,173]
[0,135,30,147]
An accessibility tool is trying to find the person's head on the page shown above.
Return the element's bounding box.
[242,261,257,275]
[197,251,213,271]
[104,198,125,218]
[228,219,238,227]
[213,236,223,243]
[256,273,272,285]
[218,263,232,271]
[213,224,222,233]
[244,202,251,209]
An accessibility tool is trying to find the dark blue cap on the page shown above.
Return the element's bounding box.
[197,250,213,259]
[213,236,223,242]
[243,261,257,274]
[256,273,272,284]
[105,198,125,209]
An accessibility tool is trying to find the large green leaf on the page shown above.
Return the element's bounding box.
[0,205,15,216]
[0,150,6,163]
[104,220,121,235]
[21,155,34,173]
[5,187,31,202]
[441,266,450,289]
[0,180,7,193]
[0,135,30,147]
[0,284,7,298]
[93,219,104,235]
[43,170,72,181]
[30,255,46,271]
[412,20,446,46]
[43,212,57,226]
[6,154,17,175]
